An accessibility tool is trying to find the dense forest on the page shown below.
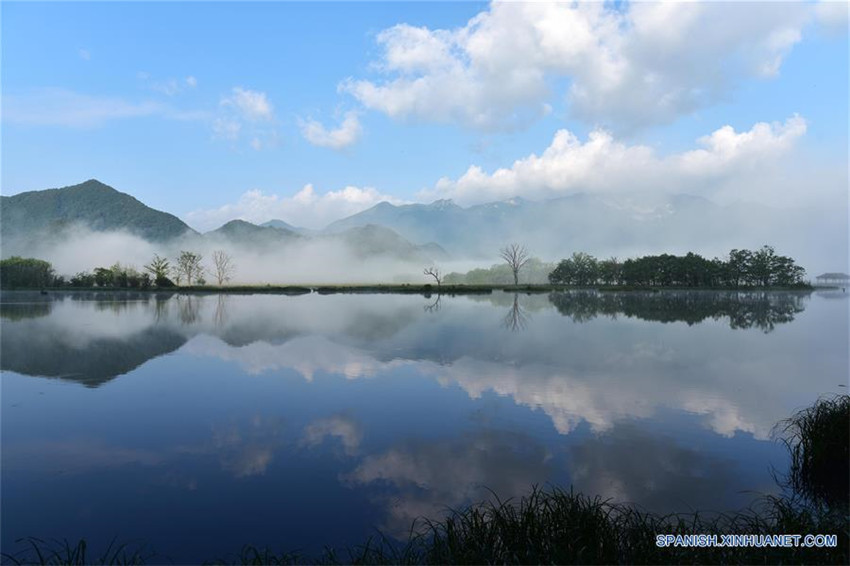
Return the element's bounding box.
[548,246,806,288]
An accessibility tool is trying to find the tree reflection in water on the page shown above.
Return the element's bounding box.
[502,294,530,332]
[177,295,202,326]
[548,290,809,332]
[423,295,441,313]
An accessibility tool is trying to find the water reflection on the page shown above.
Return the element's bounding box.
[301,414,363,456]
[548,290,809,332]
[341,430,555,537]
[0,299,186,387]
[423,295,441,313]
[0,301,52,321]
[1,290,844,438]
[207,415,285,478]
[1,290,847,560]
[502,294,530,332]
[567,423,761,514]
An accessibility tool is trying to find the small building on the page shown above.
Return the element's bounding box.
[815,272,850,286]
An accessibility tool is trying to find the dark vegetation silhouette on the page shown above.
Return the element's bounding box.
[0,257,55,288]
[547,289,808,332]
[549,246,807,288]
[777,395,849,508]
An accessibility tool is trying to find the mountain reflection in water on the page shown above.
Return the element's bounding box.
[1,290,846,562]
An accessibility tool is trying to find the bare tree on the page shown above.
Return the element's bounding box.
[176,251,204,286]
[170,265,183,286]
[500,243,530,285]
[423,266,442,289]
[212,250,236,286]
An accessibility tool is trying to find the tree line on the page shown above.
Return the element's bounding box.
[548,246,806,288]
[0,250,236,289]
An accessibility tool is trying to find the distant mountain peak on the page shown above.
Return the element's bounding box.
[1,179,195,245]
[427,198,457,210]
[261,218,311,235]
[80,178,111,187]
[218,219,255,229]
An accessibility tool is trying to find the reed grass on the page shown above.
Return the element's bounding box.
[0,537,152,566]
[777,394,850,508]
[4,490,845,565]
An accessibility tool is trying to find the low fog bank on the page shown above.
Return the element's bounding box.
[4,225,440,285]
[3,202,846,284]
[504,202,847,278]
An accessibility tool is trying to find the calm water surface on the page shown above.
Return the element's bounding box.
[1,290,847,562]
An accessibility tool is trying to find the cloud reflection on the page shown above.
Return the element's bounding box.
[341,430,554,536]
[301,414,364,456]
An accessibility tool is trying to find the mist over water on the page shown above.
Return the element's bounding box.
[13,224,465,285]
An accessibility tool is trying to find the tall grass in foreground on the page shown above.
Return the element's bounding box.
[4,490,847,565]
[0,537,152,565]
[3,396,848,565]
[777,394,850,508]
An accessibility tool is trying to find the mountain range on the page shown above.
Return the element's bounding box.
[0,180,447,264]
[1,178,838,270]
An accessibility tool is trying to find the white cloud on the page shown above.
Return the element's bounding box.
[151,78,183,96]
[299,111,362,150]
[213,87,276,150]
[78,48,91,61]
[212,118,241,140]
[422,115,808,205]
[221,87,274,122]
[815,0,848,36]
[138,73,198,96]
[184,183,406,231]
[344,1,812,131]
[3,88,163,128]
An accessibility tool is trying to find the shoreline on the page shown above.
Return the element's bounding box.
[0,283,823,296]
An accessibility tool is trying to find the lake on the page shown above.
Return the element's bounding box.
[1,290,847,563]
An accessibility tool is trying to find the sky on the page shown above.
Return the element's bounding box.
[2,0,848,234]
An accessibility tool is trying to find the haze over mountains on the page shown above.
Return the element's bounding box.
[1,179,845,279]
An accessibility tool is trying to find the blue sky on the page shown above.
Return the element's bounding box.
[2,1,847,231]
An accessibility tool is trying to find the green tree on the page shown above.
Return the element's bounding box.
[571,252,599,286]
[727,249,753,288]
[0,257,55,288]
[93,267,113,287]
[145,254,173,286]
[70,271,96,287]
[549,257,576,285]
[598,257,622,285]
